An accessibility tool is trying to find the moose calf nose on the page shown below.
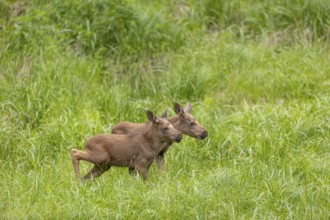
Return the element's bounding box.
[203,131,208,137]
[199,131,208,139]
[175,134,182,143]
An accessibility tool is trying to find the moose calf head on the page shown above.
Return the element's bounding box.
[172,102,208,140]
[147,110,182,143]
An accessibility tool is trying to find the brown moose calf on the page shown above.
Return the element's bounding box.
[112,102,208,170]
[70,110,182,180]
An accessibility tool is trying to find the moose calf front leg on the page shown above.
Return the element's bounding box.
[135,157,153,180]
[129,167,137,176]
[156,143,170,171]
[156,154,165,171]
[135,167,149,180]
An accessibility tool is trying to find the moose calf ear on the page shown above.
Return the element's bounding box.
[146,110,156,122]
[160,109,168,118]
[183,101,192,113]
[174,102,184,115]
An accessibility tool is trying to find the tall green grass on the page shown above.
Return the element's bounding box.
[187,0,330,41]
[1,0,329,219]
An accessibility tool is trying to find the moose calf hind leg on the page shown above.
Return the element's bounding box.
[82,164,111,180]
[71,148,83,180]
[71,148,103,180]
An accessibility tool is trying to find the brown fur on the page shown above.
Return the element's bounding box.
[71,110,182,181]
[111,102,208,170]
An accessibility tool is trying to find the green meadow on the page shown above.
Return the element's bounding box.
[1,0,329,219]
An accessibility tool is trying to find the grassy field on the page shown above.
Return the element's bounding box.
[1,0,330,219]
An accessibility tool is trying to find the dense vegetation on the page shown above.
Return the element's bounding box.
[1,0,329,219]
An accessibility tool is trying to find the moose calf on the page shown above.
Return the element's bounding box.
[71,110,182,180]
[112,102,208,170]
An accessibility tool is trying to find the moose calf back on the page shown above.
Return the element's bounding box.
[111,122,148,134]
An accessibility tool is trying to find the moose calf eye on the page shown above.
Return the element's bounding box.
[189,122,195,127]
[162,127,169,133]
